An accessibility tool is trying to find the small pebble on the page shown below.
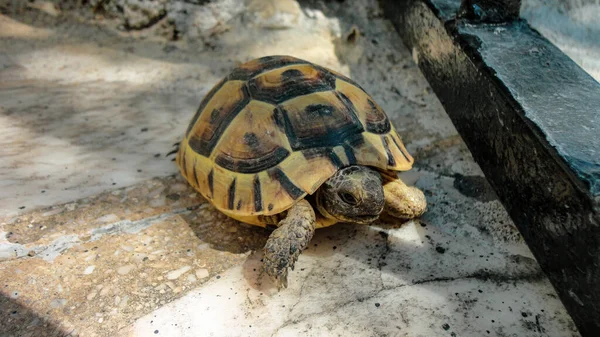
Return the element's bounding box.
[169,183,188,192]
[96,214,118,223]
[167,266,191,280]
[117,264,135,275]
[50,298,67,308]
[195,269,209,279]
[166,193,180,201]
[83,265,96,275]
[119,295,129,308]
[375,303,380,308]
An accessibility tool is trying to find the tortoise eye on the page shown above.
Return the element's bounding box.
[338,191,358,205]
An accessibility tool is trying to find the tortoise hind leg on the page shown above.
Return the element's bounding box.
[383,178,427,220]
[263,199,316,288]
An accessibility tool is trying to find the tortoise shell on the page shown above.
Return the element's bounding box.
[176,55,414,226]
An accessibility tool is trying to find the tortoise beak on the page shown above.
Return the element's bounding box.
[353,213,380,224]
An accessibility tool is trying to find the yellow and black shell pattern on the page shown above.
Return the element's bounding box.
[176,55,414,226]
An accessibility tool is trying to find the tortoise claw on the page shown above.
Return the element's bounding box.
[166,141,181,158]
[275,270,289,289]
[263,236,296,289]
[166,148,178,157]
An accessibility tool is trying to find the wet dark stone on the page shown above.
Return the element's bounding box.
[442,323,450,330]
[453,174,497,202]
[459,0,521,23]
[435,246,446,254]
[166,193,180,201]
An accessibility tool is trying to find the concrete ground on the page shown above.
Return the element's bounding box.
[1,0,594,336]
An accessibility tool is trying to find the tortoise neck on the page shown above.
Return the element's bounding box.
[313,190,338,221]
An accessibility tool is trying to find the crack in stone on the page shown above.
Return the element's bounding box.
[274,262,321,336]
[268,268,545,335]
[89,206,193,241]
[390,85,428,107]
[0,206,197,262]
[272,258,354,337]
[288,262,317,314]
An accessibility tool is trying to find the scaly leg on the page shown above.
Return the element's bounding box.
[263,199,316,288]
[383,178,427,220]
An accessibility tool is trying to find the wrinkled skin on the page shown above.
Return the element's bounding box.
[315,166,385,224]
[263,165,426,288]
[263,199,315,289]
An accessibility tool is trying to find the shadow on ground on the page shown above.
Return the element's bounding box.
[0,292,69,337]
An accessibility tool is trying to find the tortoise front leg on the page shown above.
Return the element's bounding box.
[263,199,316,288]
[383,178,427,220]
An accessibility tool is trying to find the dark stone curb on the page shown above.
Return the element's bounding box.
[379,0,600,335]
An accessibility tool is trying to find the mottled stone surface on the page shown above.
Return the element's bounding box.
[0,0,587,336]
[0,175,269,336]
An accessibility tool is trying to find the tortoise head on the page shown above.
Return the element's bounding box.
[315,165,384,224]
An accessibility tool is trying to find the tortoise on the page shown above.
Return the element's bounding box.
[176,55,426,287]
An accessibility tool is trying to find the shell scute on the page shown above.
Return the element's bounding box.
[248,64,336,105]
[187,80,251,157]
[212,100,292,174]
[228,55,308,81]
[335,78,391,134]
[277,90,364,151]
